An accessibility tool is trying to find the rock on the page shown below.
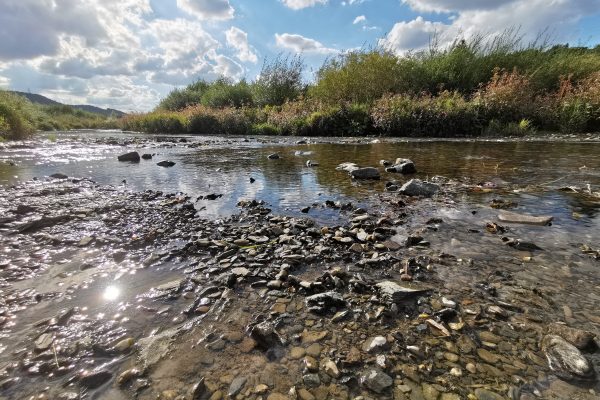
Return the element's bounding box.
[228,376,247,397]
[78,236,94,247]
[142,153,153,160]
[474,389,505,400]
[336,162,359,172]
[422,383,439,400]
[50,173,68,179]
[191,378,207,400]
[79,369,112,389]
[303,373,320,387]
[117,368,141,386]
[298,388,315,400]
[305,291,346,314]
[376,281,430,303]
[34,333,54,351]
[548,323,596,349]
[399,179,439,197]
[351,167,380,180]
[504,238,543,251]
[498,211,553,226]
[289,347,306,359]
[267,393,288,400]
[324,359,340,378]
[117,151,140,162]
[306,160,319,167]
[386,159,416,174]
[267,153,280,160]
[477,348,500,364]
[301,206,310,213]
[362,336,388,353]
[18,214,72,233]
[249,321,284,350]
[541,335,595,380]
[360,369,393,393]
[157,160,176,167]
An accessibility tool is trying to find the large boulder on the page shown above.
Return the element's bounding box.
[351,167,380,180]
[117,152,140,162]
[399,179,439,197]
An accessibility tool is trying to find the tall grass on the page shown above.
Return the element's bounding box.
[128,31,600,137]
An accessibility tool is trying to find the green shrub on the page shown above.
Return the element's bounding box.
[0,90,36,139]
[251,123,280,136]
[252,55,305,107]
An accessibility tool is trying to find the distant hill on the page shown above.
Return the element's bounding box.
[11,91,126,117]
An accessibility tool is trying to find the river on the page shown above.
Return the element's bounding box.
[0,131,599,399]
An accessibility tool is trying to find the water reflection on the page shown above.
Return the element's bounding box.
[103,285,121,301]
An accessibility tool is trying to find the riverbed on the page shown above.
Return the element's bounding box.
[0,131,599,400]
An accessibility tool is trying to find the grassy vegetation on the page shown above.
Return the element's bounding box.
[124,33,600,137]
[0,90,121,140]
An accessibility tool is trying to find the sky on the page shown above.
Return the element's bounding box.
[0,0,599,112]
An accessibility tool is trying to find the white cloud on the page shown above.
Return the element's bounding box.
[275,33,337,54]
[380,16,446,53]
[383,0,600,54]
[353,15,366,24]
[177,0,234,20]
[280,0,327,10]
[342,0,367,5]
[226,27,258,63]
[402,0,516,13]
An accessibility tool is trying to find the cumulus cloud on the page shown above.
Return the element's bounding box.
[177,0,234,20]
[280,0,327,10]
[383,0,600,54]
[0,0,106,60]
[275,33,337,54]
[226,27,258,63]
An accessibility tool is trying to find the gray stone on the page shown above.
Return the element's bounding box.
[541,334,595,380]
[399,179,439,197]
[117,151,140,162]
[376,281,429,303]
[360,369,393,393]
[498,211,553,226]
[386,158,416,174]
[267,153,280,160]
[351,167,380,180]
[157,160,176,167]
[228,376,247,397]
[305,291,346,314]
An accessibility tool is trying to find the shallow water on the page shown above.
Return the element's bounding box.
[1,131,600,220]
[1,131,599,399]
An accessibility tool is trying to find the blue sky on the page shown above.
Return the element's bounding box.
[1,0,599,111]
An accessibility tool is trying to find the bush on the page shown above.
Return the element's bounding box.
[251,123,280,136]
[0,90,36,139]
[201,78,253,108]
[252,55,305,107]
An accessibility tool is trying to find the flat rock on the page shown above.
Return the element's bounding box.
[498,211,553,225]
[305,291,346,314]
[541,334,595,380]
[117,151,140,162]
[399,179,439,197]
[351,167,380,180]
[376,281,430,303]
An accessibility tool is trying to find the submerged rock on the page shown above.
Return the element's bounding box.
[249,321,284,350]
[267,153,280,160]
[117,151,140,162]
[157,160,176,167]
[79,369,112,389]
[541,335,595,381]
[548,323,596,350]
[399,179,439,197]
[50,173,68,179]
[351,167,380,180]
[498,211,553,226]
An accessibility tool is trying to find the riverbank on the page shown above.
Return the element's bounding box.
[0,133,599,399]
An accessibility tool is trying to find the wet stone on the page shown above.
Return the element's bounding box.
[303,373,321,387]
[79,369,112,389]
[360,369,393,393]
[474,388,505,400]
[362,336,388,353]
[228,376,247,397]
[541,334,595,380]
